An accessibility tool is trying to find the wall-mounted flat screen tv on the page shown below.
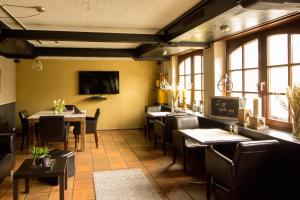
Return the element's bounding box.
[79,71,119,94]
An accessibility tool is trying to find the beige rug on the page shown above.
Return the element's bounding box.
[93,169,162,200]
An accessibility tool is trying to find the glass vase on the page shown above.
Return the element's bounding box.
[171,99,177,114]
[293,119,300,139]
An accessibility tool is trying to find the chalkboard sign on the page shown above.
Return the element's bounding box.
[210,96,239,119]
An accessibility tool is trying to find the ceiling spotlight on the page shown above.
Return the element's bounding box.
[219,25,231,32]
[34,6,45,12]
[32,59,43,71]
[162,49,168,56]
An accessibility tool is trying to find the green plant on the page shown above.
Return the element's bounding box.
[31,146,49,164]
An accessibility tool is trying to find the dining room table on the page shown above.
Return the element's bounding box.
[178,128,251,145]
[27,110,87,152]
[178,128,252,185]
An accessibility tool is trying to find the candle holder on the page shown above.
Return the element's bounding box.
[248,116,266,130]
[238,109,251,126]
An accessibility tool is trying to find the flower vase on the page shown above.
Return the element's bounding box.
[171,99,177,114]
[292,118,300,139]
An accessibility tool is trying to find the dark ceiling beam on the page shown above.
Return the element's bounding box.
[135,0,238,57]
[162,0,239,41]
[159,42,209,48]
[1,29,165,43]
[36,47,136,58]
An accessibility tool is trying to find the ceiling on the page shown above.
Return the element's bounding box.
[0,0,199,49]
[0,0,300,60]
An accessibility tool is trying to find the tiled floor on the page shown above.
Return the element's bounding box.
[0,129,209,200]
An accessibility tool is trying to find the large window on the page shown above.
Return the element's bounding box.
[178,51,203,107]
[229,39,259,110]
[267,34,300,125]
[227,28,300,131]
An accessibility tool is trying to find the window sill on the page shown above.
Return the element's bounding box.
[179,108,300,145]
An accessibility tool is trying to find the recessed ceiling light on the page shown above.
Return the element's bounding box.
[219,25,230,32]
[162,49,168,56]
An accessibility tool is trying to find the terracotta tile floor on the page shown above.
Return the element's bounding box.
[0,129,210,200]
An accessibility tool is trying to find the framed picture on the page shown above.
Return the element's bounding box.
[210,96,240,119]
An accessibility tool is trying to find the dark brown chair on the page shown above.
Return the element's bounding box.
[39,116,69,150]
[205,140,280,200]
[74,108,100,148]
[153,113,187,155]
[18,110,30,150]
[173,115,207,173]
[144,105,161,138]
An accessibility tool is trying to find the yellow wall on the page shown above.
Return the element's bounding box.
[16,59,159,130]
[0,56,16,105]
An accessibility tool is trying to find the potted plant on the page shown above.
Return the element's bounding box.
[31,146,50,167]
[286,85,300,138]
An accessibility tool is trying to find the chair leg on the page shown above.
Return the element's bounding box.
[144,125,147,137]
[64,140,68,151]
[154,135,157,149]
[206,174,212,200]
[173,149,177,164]
[21,134,25,150]
[183,147,187,174]
[163,140,167,156]
[75,134,77,150]
[94,132,99,148]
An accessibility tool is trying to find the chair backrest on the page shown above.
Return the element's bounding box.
[65,105,74,111]
[164,113,189,142]
[145,105,161,113]
[19,110,29,122]
[39,116,67,142]
[18,110,30,133]
[174,115,199,130]
[94,108,100,121]
[234,140,279,189]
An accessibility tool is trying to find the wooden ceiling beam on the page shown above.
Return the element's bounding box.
[1,29,165,43]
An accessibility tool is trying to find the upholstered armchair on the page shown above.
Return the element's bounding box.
[153,113,187,155]
[0,133,15,183]
[173,115,207,173]
[205,140,280,200]
[144,105,162,138]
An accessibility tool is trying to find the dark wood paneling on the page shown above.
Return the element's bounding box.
[0,102,15,132]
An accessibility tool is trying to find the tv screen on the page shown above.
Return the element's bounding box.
[79,71,119,94]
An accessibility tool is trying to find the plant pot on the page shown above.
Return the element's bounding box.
[33,157,43,167]
[41,157,50,167]
[293,121,300,139]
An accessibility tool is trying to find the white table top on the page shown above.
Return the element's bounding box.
[179,128,251,145]
[147,112,172,118]
[28,110,87,119]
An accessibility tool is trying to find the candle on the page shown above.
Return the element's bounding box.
[182,89,186,98]
[253,98,259,117]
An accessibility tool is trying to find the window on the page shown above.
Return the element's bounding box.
[267,34,300,125]
[178,51,203,107]
[229,39,259,110]
[227,26,300,131]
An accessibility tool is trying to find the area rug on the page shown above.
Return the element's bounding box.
[93,169,162,200]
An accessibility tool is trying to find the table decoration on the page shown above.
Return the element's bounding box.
[53,99,65,114]
[160,78,181,113]
[286,85,300,138]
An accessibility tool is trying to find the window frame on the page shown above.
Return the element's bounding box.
[177,50,203,108]
[226,19,300,131]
